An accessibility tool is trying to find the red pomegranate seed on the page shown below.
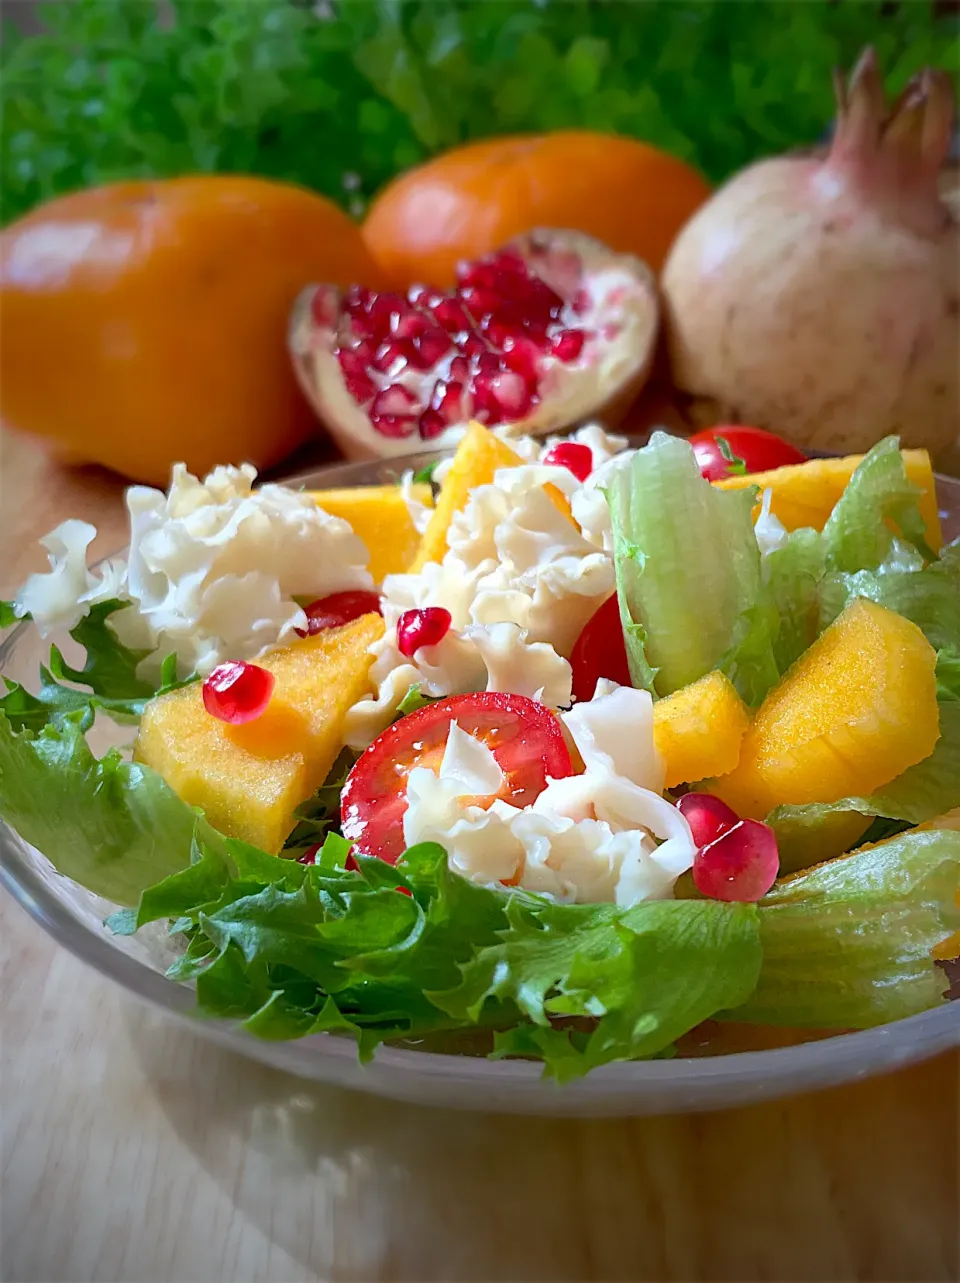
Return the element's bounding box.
[336,349,377,404]
[414,326,452,367]
[501,337,542,386]
[677,793,741,848]
[430,298,473,333]
[295,591,383,637]
[692,819,780,903]
[432,380,465,423]
[394,311,429,340]
[572,288,591,315]
[297,845,320,865]
[462,332,489,358]
[365,292,409,342]
[550,329,586,361]
[369,414,418,438]
[343,284,372,317]
[310,287,339,328]
[397,607,452,657]
[418,408,446,439]
[542,441,593,482]
[523,279,565,319]
[491,369,534,418]
[202,661,275,725]
[461,285,501,321]
[372,339,411,373]
[372,384,418,418]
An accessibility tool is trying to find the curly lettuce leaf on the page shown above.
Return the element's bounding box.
[937,648,960,702]
[0,599,192,732]
[821,437,936,572]
[3,0,955,227]
[0,710,198,904]
[432,895,761,1081]
[819,538,960,653]
[734,830,960,1028]
[606,431,778,703]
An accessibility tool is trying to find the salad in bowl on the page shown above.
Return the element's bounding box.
[1,421,958,1091]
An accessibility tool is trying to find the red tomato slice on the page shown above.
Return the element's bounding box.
[340,691,574,864]
[689,426,807,482]
[570,594,632,703]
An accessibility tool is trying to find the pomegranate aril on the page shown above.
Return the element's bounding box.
[462,332,489,358]
[372,384,418,418]
[448,355,470,382]
[432,380,465,423]
[363,292,408,343]
[473,368,534,423]
[295,591,383,637]
[572,288,591,315]
[414,326,453,366]
[550,328,586,361]
[460,285,502,321]
[692,819,780,903]
[297,845,321,865]
[394,311,430,340]
[677,792,741,849]
[502,334,543,384]
[202,661,275,725]
[397,607,453,657]
[418,408,446,439]
[372,338,412,372]
[343,284,372,317]
[456,260,500,289]
[542,441,594,482]
[370,414,418,438]
[336,349,377,404]
[310,286,339,328]
[430,298,473,333]
[344,369,377,404]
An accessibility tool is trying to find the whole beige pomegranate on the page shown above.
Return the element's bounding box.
[662,49,959,463]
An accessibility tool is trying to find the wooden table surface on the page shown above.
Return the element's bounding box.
[1,426,958,1283]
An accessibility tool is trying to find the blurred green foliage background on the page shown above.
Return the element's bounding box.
[2,0,957,226]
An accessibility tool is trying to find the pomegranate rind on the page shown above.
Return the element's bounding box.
[289,227,659,460]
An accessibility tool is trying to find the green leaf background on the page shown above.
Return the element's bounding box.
[2,0,956,227]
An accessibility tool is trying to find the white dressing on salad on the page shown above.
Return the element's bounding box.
[344,429,630,749]
[13,519,127,634]
[15,463,374,675]
[403,684,697,906]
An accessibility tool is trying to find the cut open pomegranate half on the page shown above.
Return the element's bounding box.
[289,228,659,459]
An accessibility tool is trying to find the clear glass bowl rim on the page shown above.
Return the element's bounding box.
[2,446,958,1114]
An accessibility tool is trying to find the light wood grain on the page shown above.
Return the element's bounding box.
[1,428,958,1283]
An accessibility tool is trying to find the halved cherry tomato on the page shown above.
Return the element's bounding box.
[689,426,807,482]
[340,691,574,864]
[570,594,631,703]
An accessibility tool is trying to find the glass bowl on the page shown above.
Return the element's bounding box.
[2,450,958,1117]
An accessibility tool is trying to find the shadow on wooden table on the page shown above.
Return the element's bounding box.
[125,1005,957,1283]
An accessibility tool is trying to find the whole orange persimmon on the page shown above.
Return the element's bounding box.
[362,131,711,288]
[0,176,380,485]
